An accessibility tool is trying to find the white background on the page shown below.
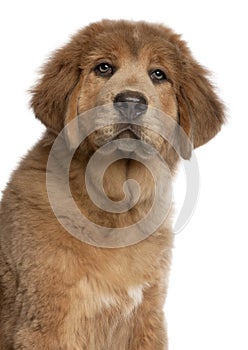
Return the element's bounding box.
[0,1,247,349]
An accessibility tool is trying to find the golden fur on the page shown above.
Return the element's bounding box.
[0,20,224,349]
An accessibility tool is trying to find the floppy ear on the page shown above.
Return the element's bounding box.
[64,74,85,150]
[176,46,225,159]
[30,41,82,133]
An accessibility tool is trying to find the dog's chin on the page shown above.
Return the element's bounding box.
[90,127,164,159]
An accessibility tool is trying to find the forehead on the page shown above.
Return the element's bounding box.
[81,21,179,68]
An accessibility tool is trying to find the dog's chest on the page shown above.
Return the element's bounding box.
[72,278,145,318]
[60,278,147,348]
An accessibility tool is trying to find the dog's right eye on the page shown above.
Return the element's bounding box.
[95,63,114,77]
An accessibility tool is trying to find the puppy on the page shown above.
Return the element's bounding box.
[0,20,225,349]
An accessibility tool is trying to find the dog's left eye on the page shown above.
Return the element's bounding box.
[150,69,167,82]
[95,63,114,77]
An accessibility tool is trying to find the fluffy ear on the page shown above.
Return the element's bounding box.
[30,41,82,133]
[64,74,84,150]
[176,45,225,159]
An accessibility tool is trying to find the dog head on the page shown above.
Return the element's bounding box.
[31,20,225,160]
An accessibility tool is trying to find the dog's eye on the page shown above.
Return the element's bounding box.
[95,63,114,77]
[150,69,167,82]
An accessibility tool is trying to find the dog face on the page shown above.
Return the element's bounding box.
[31,20,225,159]
[76,35,178,155]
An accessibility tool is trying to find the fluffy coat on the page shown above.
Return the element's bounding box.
[0,20,224,349]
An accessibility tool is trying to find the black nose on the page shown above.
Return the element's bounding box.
[114,91,148,120]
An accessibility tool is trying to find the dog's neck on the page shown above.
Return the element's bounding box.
[69,157,153,220]
[45,132,173,235]
[68,147,172,231]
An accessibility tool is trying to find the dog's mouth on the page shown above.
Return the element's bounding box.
[115,127,140,140]
[92,124,163,158]
[93,124,141,146]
